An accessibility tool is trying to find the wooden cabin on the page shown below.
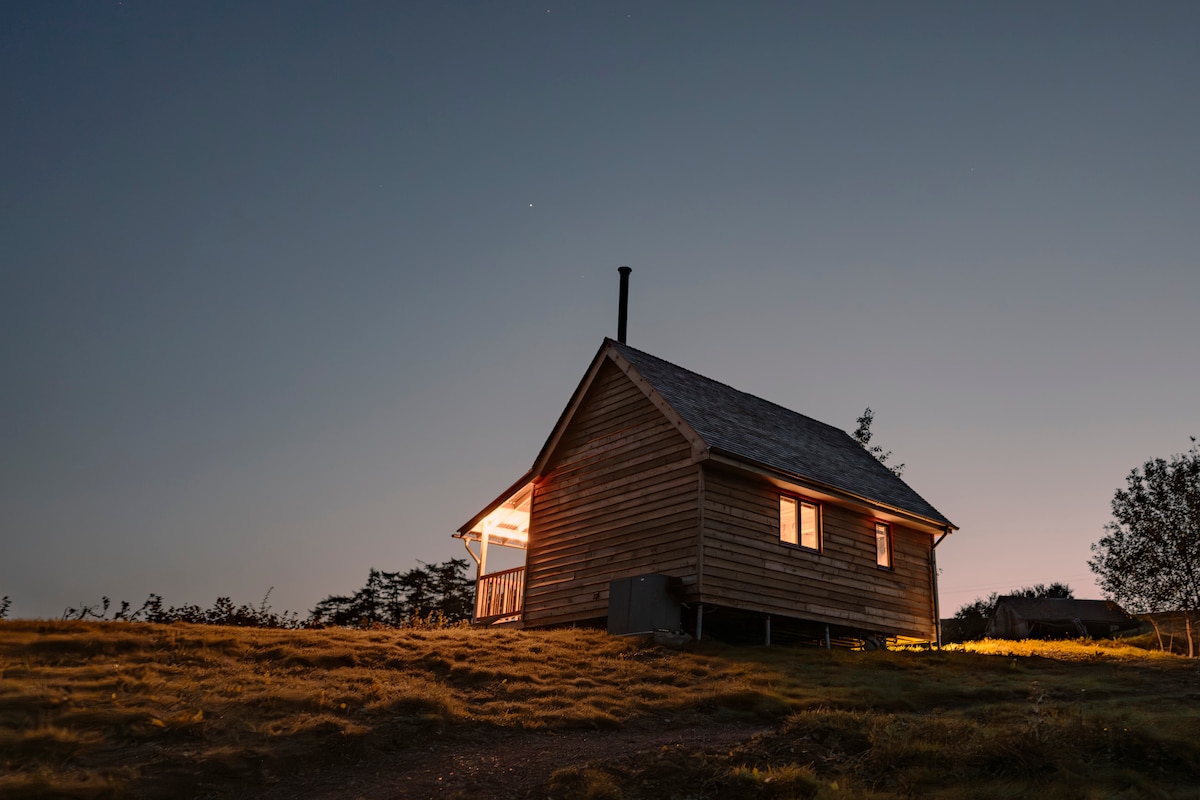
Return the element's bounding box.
[455,338,957,645]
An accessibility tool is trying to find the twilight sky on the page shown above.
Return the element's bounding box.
[3,2,1198,621]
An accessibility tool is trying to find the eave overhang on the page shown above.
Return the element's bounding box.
[455,470,535,538]
[702,449,958,536]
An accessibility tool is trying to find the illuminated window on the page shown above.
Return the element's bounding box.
[875,522,892,568]
[780,496,820,550]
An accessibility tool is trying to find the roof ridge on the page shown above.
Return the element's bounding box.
[604,337,954,529]
[606,338,852,440]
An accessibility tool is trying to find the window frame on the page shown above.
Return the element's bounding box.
[875,521,893,569]
[779,494,821,552]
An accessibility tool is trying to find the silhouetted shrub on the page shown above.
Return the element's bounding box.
[53,559,474,630]
[310,559,473,628]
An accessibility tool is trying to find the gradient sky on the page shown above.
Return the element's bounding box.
[3,2,1198,621]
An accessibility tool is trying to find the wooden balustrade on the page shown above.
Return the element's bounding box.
[475,566,525,622]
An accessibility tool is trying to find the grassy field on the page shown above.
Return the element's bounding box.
[2,621,1198,799]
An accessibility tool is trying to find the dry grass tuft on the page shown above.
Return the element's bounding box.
[730,763,826,798]
[546,765,625,800]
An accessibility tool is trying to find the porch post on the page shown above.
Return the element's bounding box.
[480,522,490,576]
[477,524,491,621]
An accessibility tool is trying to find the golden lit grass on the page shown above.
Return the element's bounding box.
[559,643,1200,799]
[949,635,1183,661]
[2,622,1197,799]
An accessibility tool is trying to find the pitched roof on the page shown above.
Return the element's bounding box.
[607,339,955,529]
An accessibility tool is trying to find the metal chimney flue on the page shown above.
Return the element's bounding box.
[617,266,632,344]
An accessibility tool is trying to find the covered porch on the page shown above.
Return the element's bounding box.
[455,480,531,624]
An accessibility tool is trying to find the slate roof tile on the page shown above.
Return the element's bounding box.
[609,339,953,527]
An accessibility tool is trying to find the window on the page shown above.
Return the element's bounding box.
[780,496,820,550]
[875,522,892,568]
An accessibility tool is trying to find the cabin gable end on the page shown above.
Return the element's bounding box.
[523,359,700,627]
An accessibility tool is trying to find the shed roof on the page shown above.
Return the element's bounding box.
[606,340,954,529]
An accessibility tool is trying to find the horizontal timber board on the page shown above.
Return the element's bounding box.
[700,564,931,620]
[704,522,930,584]
[528,543,696,583]
[534,502,696,545]
[529,509,698,558]
[527,558,695,602]
[532,537,695,570]
[555,379,667,439]
[534,478,698,530]
[696,586,934,636]
[560,400,667,444]
[702,538,930,601]
[532,498,697,547]
[552,428,689,473]
[703,494,927,554]
[530,530,696,568]
[536,458,696,515]
[532,491,697,544]
[558,407,680,448]
[701,567,932,629]
[530,531,696,575]
[539,446,691,498]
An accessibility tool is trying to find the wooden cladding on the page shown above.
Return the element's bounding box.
[523,361,698,627]
[700,466,935,639]
[503,352,939,640]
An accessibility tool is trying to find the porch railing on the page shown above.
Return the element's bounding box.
[475,566,525,622]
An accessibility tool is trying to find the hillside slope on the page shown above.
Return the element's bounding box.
[2,622,1197,799]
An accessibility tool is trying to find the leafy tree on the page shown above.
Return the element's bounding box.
[1089,438,1200,656]
[0,595,10,620]
[852,407,904,478]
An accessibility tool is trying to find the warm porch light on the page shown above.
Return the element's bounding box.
[469,483,532,547]
[482,509,529,542]
[456,481,533,622]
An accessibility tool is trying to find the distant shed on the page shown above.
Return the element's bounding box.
[985,597,1140,640]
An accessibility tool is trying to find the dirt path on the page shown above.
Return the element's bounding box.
[229,717,772,799]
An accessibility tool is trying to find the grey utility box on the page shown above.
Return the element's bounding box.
[607,574,681,636]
